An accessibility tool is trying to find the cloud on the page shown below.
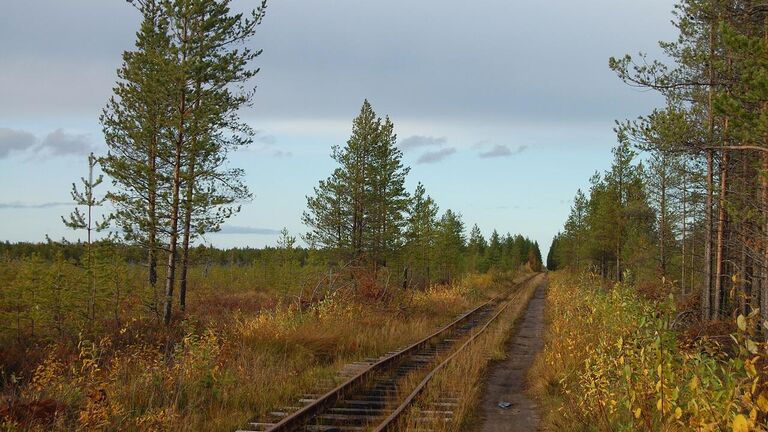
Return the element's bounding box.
[248,129,292,157]
[478,144,528,158]
[216,225,281,235]
[399,135,455,164]
[38,128,96,156]
[417,147,456,164]
[0,201,71,209]
[399,135,447,151]
[0,128,37,159]
[254,130,277,145]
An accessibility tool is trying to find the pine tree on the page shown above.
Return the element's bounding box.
[101,0,175,317]
[303,100,410,267]
[528,241,543,272]
[485,230,503,271]
[103,0,266,324]
[547,235,560,270]
[404,183,439,288]
[62,152,111,329]
[434,210,466,283]
[366,117,410,266]
[173,0,266,313]
[467,224,487,272]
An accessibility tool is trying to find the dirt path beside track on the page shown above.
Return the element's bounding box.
[476,276,547,431]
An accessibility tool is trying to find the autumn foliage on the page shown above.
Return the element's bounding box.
[531,272,768,430]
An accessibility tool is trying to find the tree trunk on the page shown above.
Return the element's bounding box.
[148,132,159,316]
[681,163,687,296]
[762,152,768,338]
[703,15,716,321]
[714,149,729,319]
[179,81,201,313]
[660,173,667,276]
[164,135,183,326]
[704,149,714,321]
[163,17,188,326]
[178,181,193,312]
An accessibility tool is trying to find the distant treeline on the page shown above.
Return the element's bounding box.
[0,240,316,267]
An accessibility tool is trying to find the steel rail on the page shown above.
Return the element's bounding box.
[373,273,542,431]
[251,273,539,432]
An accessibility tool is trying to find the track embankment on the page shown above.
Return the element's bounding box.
[237,273,540,432]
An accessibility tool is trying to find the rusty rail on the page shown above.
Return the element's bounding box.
[374,272,543,431]
[241,272,540,432]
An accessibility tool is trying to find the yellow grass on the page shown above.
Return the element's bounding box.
[394,273,542,431]
[3,270,512,431]
[528,271,768,431]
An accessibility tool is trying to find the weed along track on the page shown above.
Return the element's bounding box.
[235,273,540,432]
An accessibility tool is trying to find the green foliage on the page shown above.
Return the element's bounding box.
[551,143,655,281]
[433,209,466,284]
[303,100,410,265]
[404,183,439,287]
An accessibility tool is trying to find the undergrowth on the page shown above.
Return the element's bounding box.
[530,271,768,431]
[0,271,503,431]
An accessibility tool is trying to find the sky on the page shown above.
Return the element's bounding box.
[0,0,677,256]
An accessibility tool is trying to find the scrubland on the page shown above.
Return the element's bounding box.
[530,272,768,431]
[0,253,518,431]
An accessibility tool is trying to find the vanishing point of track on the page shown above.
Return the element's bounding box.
[237,273,540,432]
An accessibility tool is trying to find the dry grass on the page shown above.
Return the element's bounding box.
[0,268,511,431]
[393,273,542,431]
[527,271,768,431]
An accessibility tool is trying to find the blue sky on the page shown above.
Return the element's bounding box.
[0,0,675,254]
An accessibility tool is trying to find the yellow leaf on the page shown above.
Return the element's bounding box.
[746,361,757,377]
[738,315,747,332]
[675,407,682,419]
[733,414,749,432]
[758,393,768,412]
[690,376,699,390]
[747,339,759,355]
[634,407,642,419]
[657,399,663,412]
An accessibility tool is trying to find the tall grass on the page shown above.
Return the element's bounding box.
[0,263,508,431]
[529,271,768,431]
[394,273,542,431]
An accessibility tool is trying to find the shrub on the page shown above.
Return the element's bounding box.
[530,272,768,431]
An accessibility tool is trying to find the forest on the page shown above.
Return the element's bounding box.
[548,0,768,327]
[538,0,768,429]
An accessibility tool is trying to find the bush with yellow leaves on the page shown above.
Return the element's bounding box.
[530,272,768,431]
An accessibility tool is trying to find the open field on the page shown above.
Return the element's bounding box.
[0,254,530,431]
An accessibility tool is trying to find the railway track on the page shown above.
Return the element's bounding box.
[236,273,540,432]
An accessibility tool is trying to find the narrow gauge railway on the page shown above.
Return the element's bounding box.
[237,273,540,432]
